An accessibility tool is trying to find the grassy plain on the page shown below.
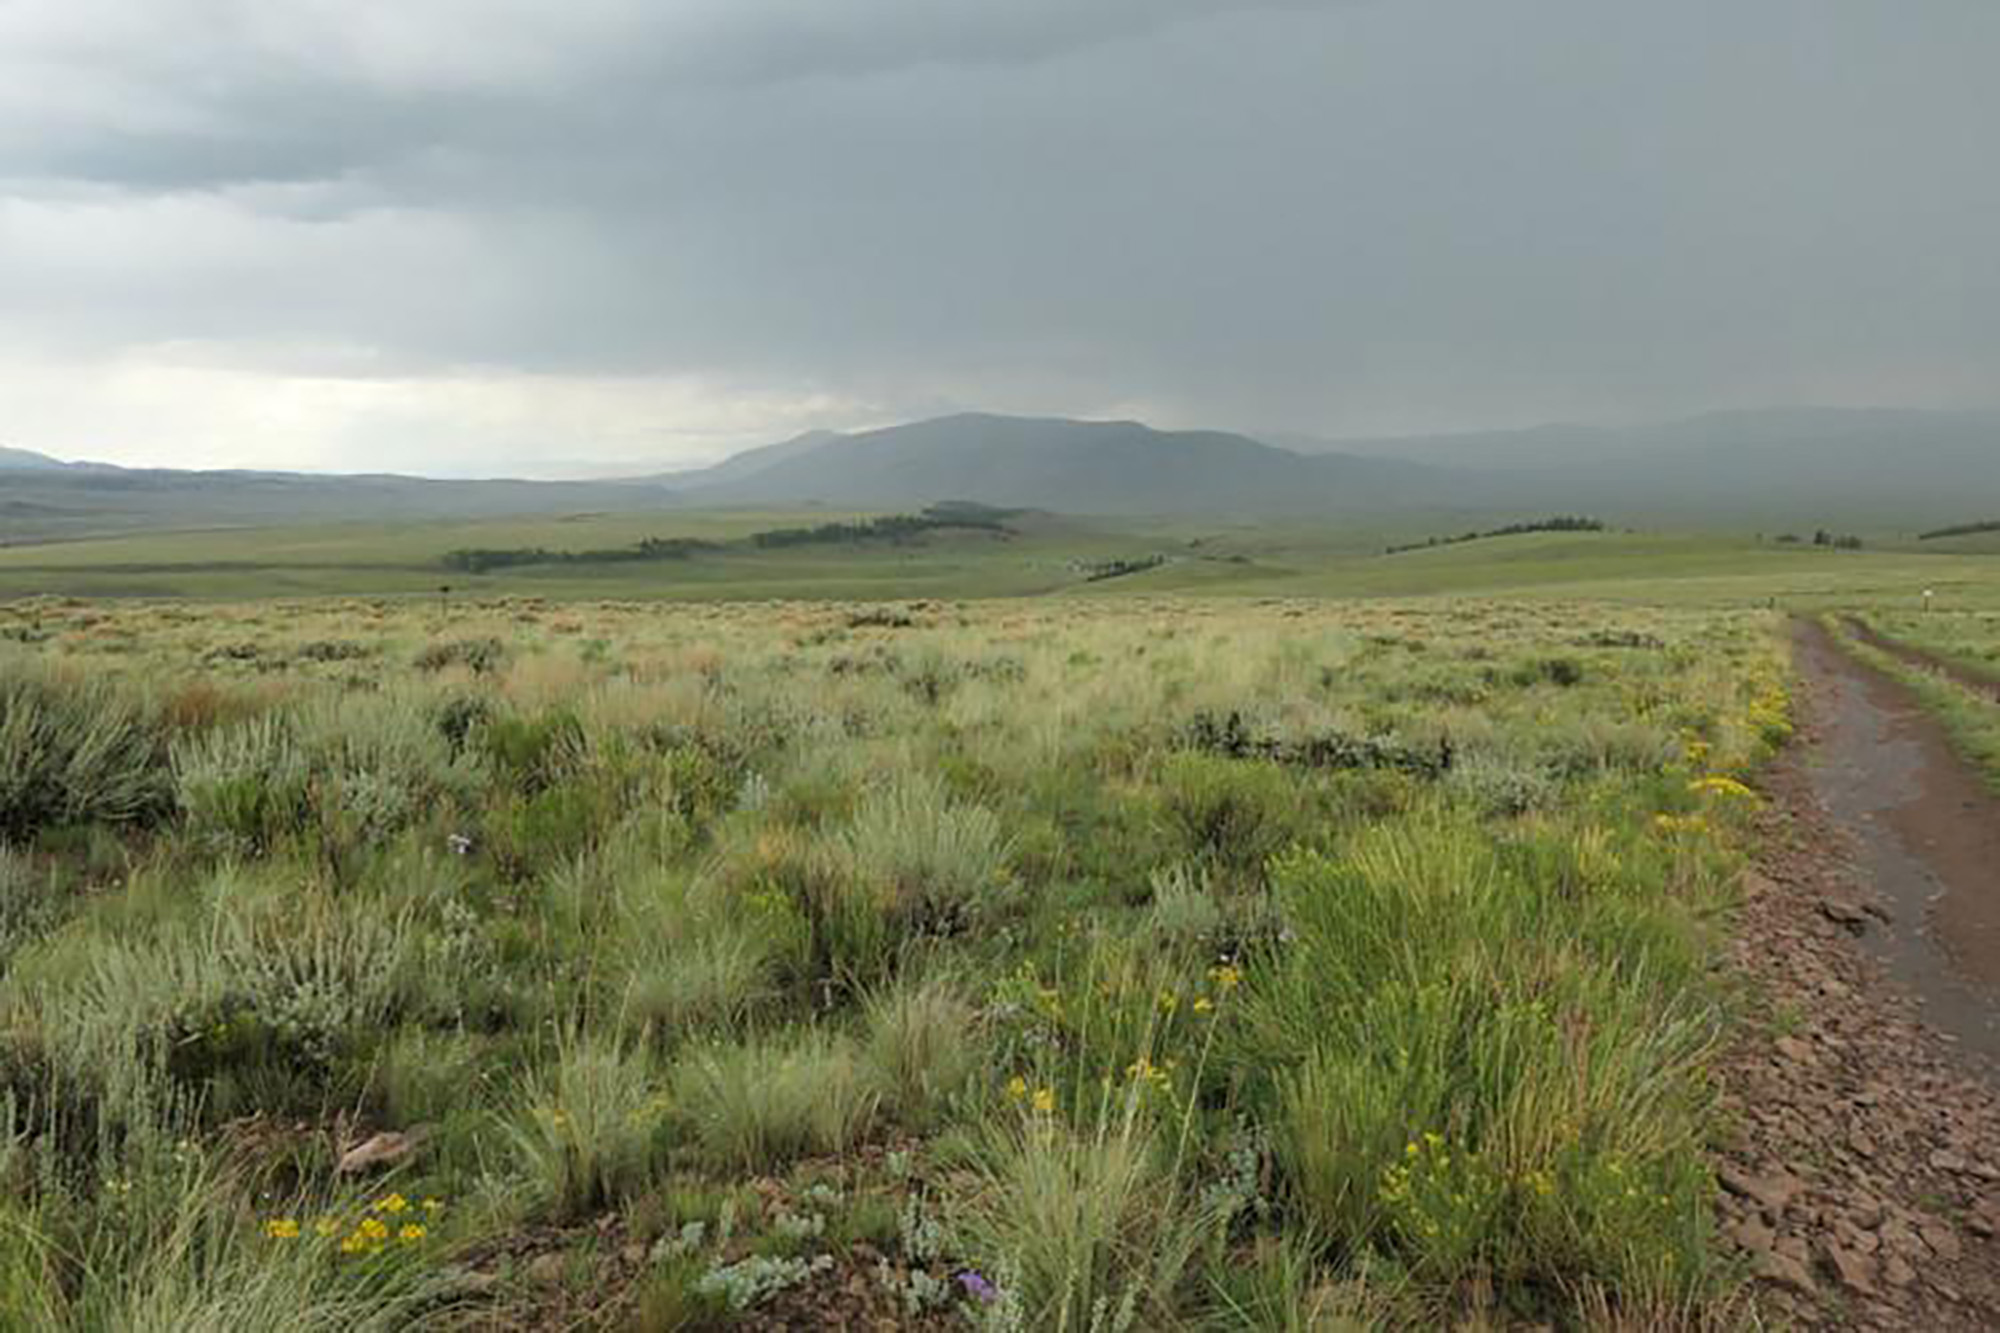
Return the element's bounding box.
[0,587,1796,1329]
[5,509,1997,1326]
[4,508,1999,608]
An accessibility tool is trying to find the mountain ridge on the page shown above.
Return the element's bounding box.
[5,407,1998,539]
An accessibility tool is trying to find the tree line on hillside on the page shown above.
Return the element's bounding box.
[1070,554,1168,583]
[749,509,1009,549]
[441,536,715,575]
[1384,516,1605,556]
[1918,519,2000,541]
[1771,530,1865,550]
[441,505,1017,574]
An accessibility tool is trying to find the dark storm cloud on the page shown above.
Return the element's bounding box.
[2,0,1997,472]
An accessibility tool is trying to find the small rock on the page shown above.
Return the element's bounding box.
[1824,1242,1878,1295]
[1719,1163,1806,1214]
[443,1268,501,1297]
[1741,870,1782,898]
[1921,1221,1963,1262]
[1732,1216,1777,1254]
[1775,1036,1816,1064]
[1754,1249,1819,1297]
[335,1127,429,1175]
[1818,898,1869,933]
[527,1252,567,1287]
[1834,1217,1880,1256]
[1879,1220,1924,1254]
[1930,1149,1969,1174]
[1883,1255,1916,1288]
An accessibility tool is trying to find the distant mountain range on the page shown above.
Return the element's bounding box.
[0,450,679,541]
[1278,408,2000,523]
[643,407,2000,526]
[4,407,1997,540]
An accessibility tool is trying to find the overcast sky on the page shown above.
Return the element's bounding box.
[3,1,1997,476]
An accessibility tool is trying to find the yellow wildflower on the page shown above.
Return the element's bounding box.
[1031,1087,1056,1114]
[1688,775,1757,800]
[1006,1075,1028,1100]
[265,1218,300,1240]
[399,1223,427,1242]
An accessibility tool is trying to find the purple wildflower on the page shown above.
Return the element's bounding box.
[956,1270,998,1303]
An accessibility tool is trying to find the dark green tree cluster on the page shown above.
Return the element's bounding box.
[1384,516,1604,556]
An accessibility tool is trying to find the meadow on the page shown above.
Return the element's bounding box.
[0,589,1796,1329]
[4,505,1998,609]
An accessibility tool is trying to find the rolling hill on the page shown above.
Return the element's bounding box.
[0,455,679,543]
[661,413,1443,515]
[0,446,78,472]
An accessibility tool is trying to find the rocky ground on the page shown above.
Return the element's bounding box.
[1718,630,2000,1329]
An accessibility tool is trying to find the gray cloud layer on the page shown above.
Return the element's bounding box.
[3,0,1997,473]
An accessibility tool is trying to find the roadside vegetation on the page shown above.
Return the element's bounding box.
[1858,610,2000,688]
[0,595,1789,1327]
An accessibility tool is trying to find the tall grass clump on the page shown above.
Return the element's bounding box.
[6,873,427,1118]
[804,778,1010,983]
[504,1031,669,1221]
[0,662,172,839]
[176,693,485,858]
[620,919,783,1039]
[173,713,311,854]
[54,1155,457,1331]
[860,976,982,1130]
[1153,752,1299,879]
[0,847,65,966]
[670,1031,877,1172]
[832,778,1010,932]
[950,1108,1217,1331]
[1250,815,1724,1302]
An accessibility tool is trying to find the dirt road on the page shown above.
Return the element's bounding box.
[1713,620,2000,1328]
[1794,619,2000,1049]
